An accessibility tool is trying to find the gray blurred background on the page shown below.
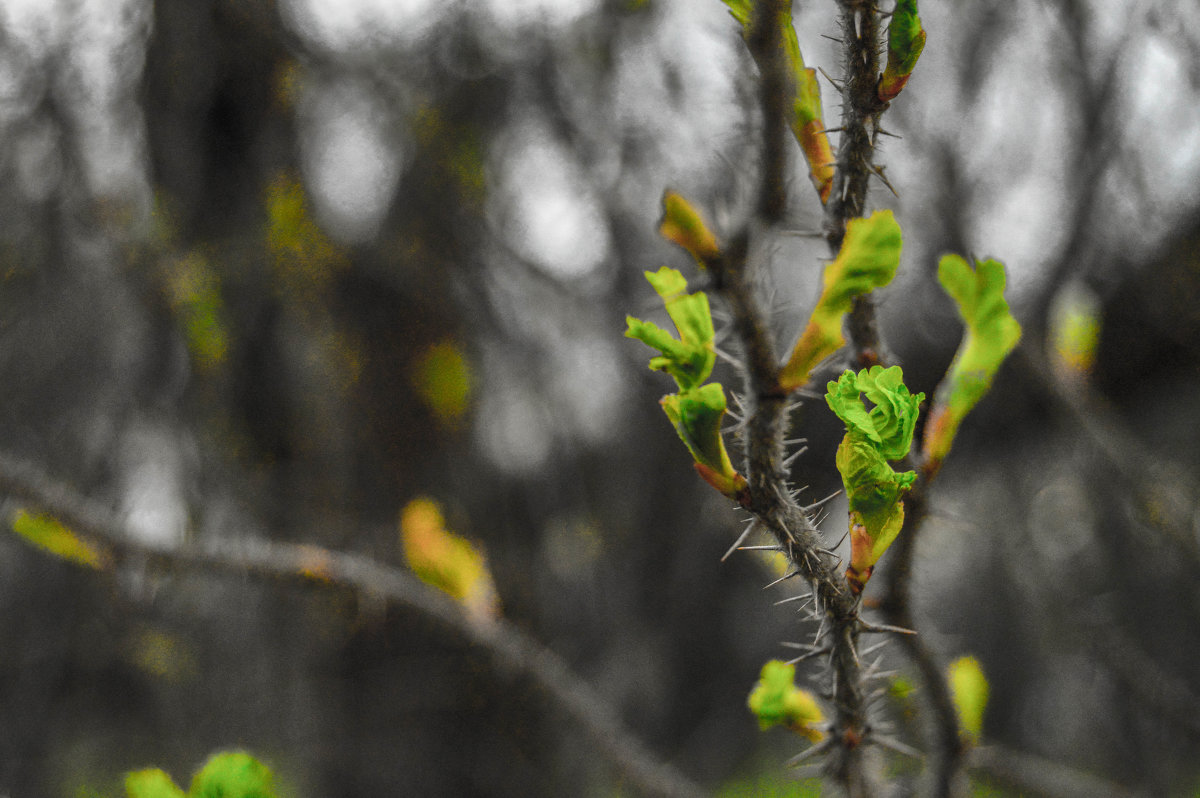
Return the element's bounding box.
[0,0,1198,795]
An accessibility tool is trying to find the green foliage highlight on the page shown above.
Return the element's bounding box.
[412,339,473,425]
[400,497,499,622]
[626,268,747,503]
[825,366,923,592]
[124,769,185,798]
[625,266,716,392]
[747,660,825,741]
[123,752,276,798]
[659,191,720,265]
[948,655,990,743]
[878,0,926,102]
[190,752,276,798]
[165,252,229,371]
[11,510,109,569]
[1051,289,1100,375]
[922,255,1021,473]
[780,210,903,391]
[719,0,834,202]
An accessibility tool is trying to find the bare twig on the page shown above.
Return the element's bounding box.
[0,451,705,798]
[968,744,1150,798]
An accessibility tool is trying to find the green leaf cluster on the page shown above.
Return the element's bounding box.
[825,366,923,591]
[626,268,747,502]
[747,660,824,741]
[878,0,926,102]
[125,752,276,798]
[922,255,1020,472]
[780,211,903,391]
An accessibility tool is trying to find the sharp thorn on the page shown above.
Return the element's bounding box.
[859,620,918,636]
[869,734,923,760]
[763,570,801,590]
[785,738,834,768]
[738,545,783,552]
[721,520,759,562]
[774,592,814,605]
[803,490,842,512]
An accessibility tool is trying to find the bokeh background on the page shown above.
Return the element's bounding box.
[0,0,1199,795]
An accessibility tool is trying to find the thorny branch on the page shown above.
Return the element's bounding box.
[0,451,705,798]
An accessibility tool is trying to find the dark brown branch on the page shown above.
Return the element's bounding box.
[747,0,792,223]
[824,1,889,368]
[0,451,705,798]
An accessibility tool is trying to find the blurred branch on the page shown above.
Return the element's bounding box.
[877,487,966,798]
[0,451,705,798]
[967,744,1150,798]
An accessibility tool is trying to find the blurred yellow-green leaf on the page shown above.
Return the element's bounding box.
[948,655,989,743]
[412,340,474,425]
[124,769,185,798]
[11,510,110,570]
[747,660,825,741]
[1051,287,1101,376]
[400,497,499,621]
[164,252,229,371]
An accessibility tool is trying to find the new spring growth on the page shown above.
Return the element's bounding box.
[826,365,923,593]
[125,751,277,798]
[626,268,750,504]
[747,660,825,742]
[779,210,902,392]
[878,0,926,103]
[659,191,720,268]
[921,255,1020,478]
[720,0,834,203]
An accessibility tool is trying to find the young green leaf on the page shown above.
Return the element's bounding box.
[125,769,186,798]
[747,660,825,741]
[659,191,721,266]
[401,497,500,622]
[11,509,111,569]
[660,383,749,503]
[780,211,903,391]
[878,0,926,103]
[947,655,990,744]
[826,366,923,593]
[625,267,716,392]
[719,0,834,203]
[188,751,276,798]
[922,255,1021,476]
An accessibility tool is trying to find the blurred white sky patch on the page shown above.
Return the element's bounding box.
[300,84,404,243]
[491,117,612,281]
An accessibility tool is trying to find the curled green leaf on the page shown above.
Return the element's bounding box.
[826,366,923,592]
[826,365,923,461]
[747,660,825,741]
[625,267,715,392]
[878,0,926,102]
[922,255,1021,475]
[780,210,903,391]
[661,384,749,503]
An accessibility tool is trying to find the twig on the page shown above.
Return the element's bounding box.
[967,744,1150,798]
[0,451,706,798]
